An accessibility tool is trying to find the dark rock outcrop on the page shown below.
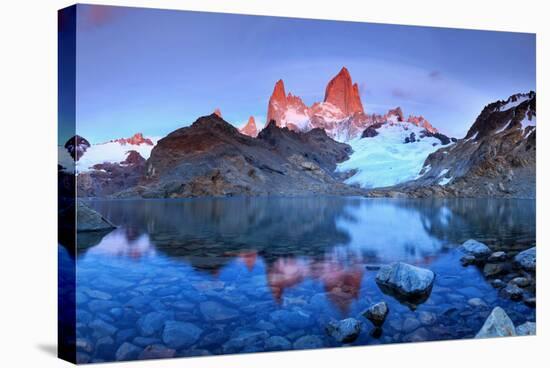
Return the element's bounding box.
[117,114,363,198]
[64,135,90,160]
[77,150,147,197]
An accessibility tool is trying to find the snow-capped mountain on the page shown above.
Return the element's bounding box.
[59,133,157,173]
[261,67,438,141]
[337,122,452,188]
[367,92,536,198]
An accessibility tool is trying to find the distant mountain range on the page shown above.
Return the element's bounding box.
[59,67,536,199]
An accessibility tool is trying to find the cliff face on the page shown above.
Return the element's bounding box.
[368,92,536,199]
[115,114,363,198]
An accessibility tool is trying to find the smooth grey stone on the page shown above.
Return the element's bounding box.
[516,322,536,336]
[265,336,292,351]
[162,321,203,349]
[475,307,516,338]
[199,301,239,322]
[293,335,324,350]
[138,344,176,359]
[138,311,166,336]
[376,262,435,303]
[115,342,142,361]
[461,239,491,259]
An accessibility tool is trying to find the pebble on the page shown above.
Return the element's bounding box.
[293,335,324,350]
[115,342,142,361]
[162,321,203,349]
[265,336,292,351]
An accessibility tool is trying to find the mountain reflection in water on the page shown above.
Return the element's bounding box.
[69,197,535,361]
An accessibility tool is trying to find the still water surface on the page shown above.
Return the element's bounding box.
[66,197,536,362]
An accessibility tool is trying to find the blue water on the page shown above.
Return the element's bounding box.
[64,197,536,363]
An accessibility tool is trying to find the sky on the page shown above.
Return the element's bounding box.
[72,4,535,143]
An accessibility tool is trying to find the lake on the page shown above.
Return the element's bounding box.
[64,196,536,362]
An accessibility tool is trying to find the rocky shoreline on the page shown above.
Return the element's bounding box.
[71,236,536,363]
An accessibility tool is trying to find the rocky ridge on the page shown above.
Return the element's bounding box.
[367,92,536,198]
[114,114,364,198]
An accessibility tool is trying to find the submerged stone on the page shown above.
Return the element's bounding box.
[488,251,507,263]
[138,344,176,360]
[326,318,362,343]
[115,342,142,361]
[265,336,292,351]
[500,283,523,301]
[199,301,239,322]
[293,335,324,350]
[162,321,203,349]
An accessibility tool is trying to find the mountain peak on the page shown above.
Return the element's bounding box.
[240,116,258,137]
[213,108,222,118]
[324,67,364,115]
[114,133,154,146]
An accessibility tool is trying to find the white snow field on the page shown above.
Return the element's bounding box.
[58,138,158,173]
[337,123,450,188]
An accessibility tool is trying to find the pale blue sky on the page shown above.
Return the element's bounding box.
[74,4,535,142]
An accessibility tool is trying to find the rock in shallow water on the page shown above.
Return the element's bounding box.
[375,262,435,305]
[483,263,508,278]
[138,311,166,336]
[488,251,507,263]
[270,309,312,330]
[362,301,389,327]
[162,321,203,349]
[515,247,536,272]
[199,301,239,322]
[460,239,491,260]
[265,336,292,351]
[326,318,362,343]
[475,307,516,338]
[516,322,536,336]
[138,344,176,359]
[293,335,324,350]
[500,283,524,301]
[115,342,142,361]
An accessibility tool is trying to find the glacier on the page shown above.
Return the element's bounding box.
[337,123,450,189]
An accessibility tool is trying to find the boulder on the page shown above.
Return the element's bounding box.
[510,277,530,288]
[516,322,536,336]
[325,318,362,343]
[362,301,389,327]
[488,251,507,263]
[483,263,508,277]
[76,202,116,232]
[500,283,524,301]
[375,262,435,305]
[460,239,491,260]
[460,255,477,266]
[515,247,536,272]
[475,307,516,338]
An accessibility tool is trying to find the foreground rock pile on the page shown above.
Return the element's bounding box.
[459,240,536,307]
